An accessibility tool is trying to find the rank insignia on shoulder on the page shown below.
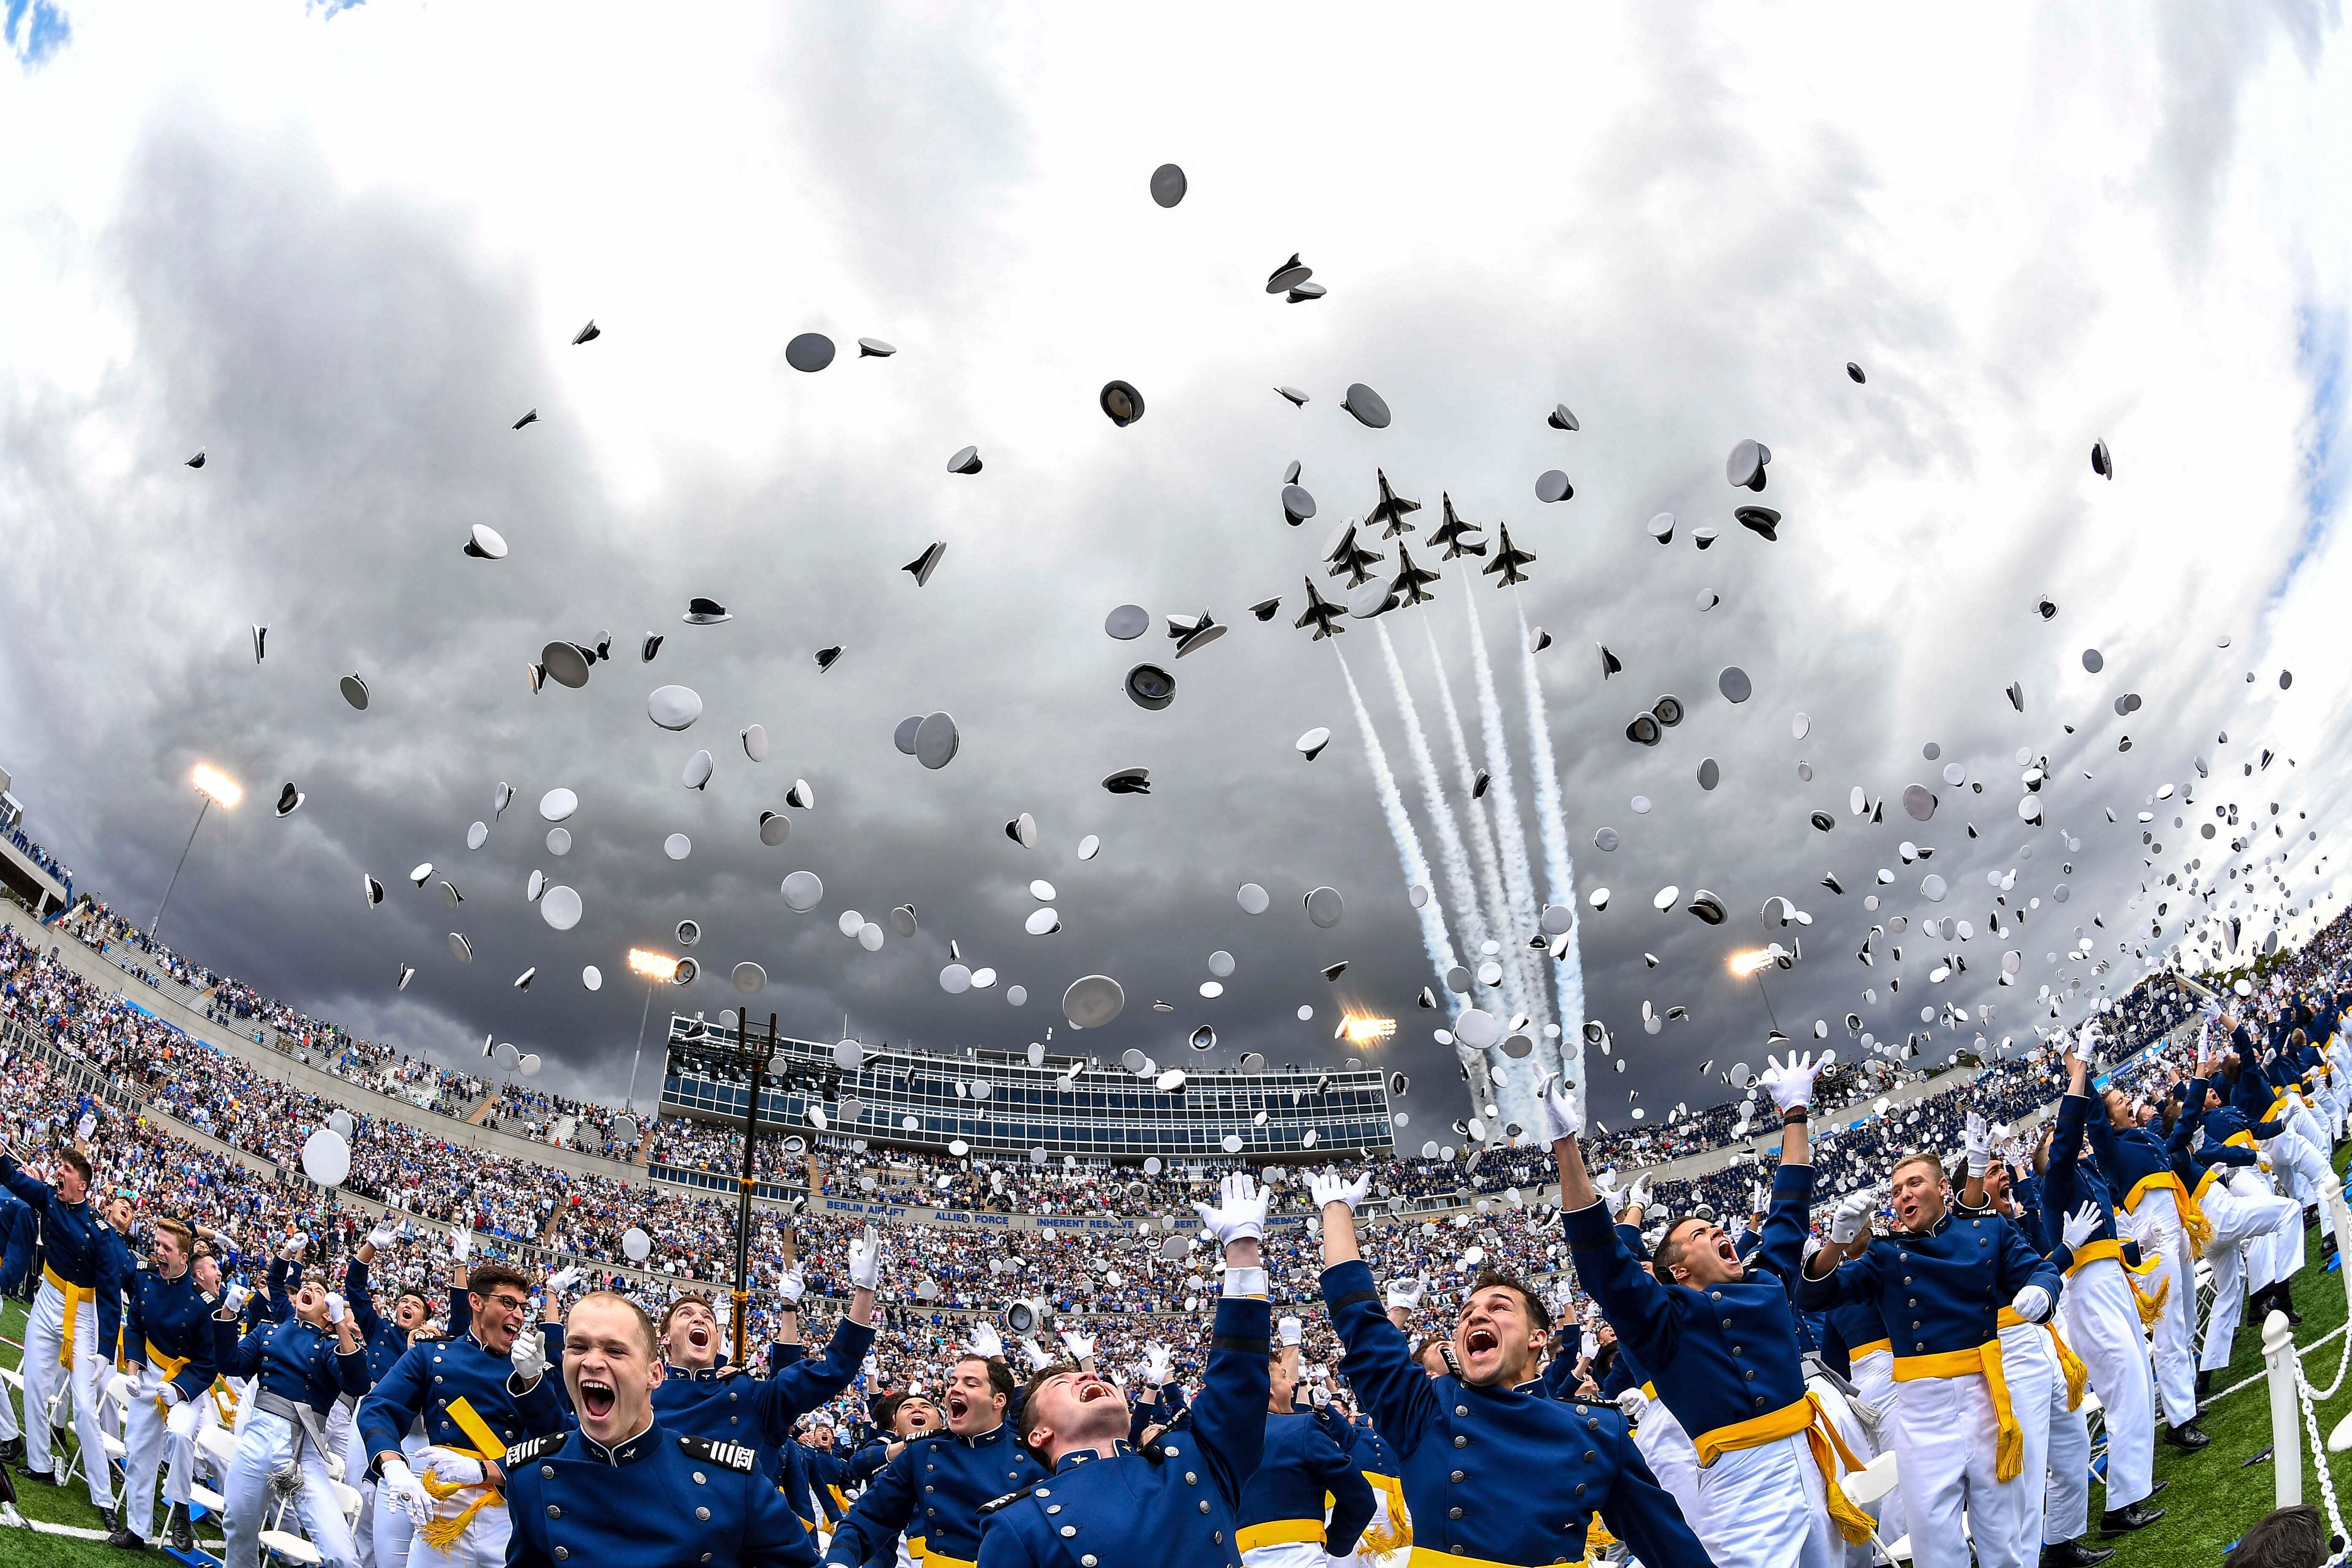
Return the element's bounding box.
[681,1435,757,1473]
[503,1433,563,1466]
[976,1485,1037,1517]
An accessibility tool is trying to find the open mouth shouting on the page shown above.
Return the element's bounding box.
[578,1376,617,1423]
[686,1324,710,1354]
[946,1390,970,1423]
[1462,1325,1499,1360]
[1713,1235,1741,1271]
[1073,1378,1116,1406]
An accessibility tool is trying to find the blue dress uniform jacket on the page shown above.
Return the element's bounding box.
[1796,1208,2064,1360]
[502,1420,814,1568]
[824,1421,1045,1568]
[660,1317,875,1465]
[0,1154,102,1287]
[95,1224,136,1363]
[0,1189,36,1293]
[357,1329,570,1472]
[211,1311,370,1413]
[1318,1258,1711,1568]
[1820,1298,1890,1379]
[124,1266,217,1400]
[1567,1160,1815,1449]
[346,1257,420,1385]
[1237,1410,1375,1559]
[2047,1095,2122,1252]
[973,1294,1271,1568]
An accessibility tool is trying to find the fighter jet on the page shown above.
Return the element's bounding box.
[1481,522,1536,586]
[1294,577,1347,641]
[1427,493,1487,560]
[1389,545,1440,606]
[1366,468,1422,538]
[1322,520,1387,588]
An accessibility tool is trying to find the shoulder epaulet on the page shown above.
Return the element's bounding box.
[408,1332,450,1344]
[976,1483,1038,1518]
[679,1434,758,1473]
[502,1432,564,1466]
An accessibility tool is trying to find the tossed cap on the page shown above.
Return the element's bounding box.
[781,871,824,912]
[276,782,304,817]
[1064,975,1125,1028]
[914,712,960,770]
[858,337,896,358]
[1547,403,1580,431]
[1341,383,1391,429]
[541,885,582,931]
[683,597,731,626]
[785,333,835,373]
[946,446,982,475]
[464,524,508,560]
[1105,604,1150,640]
[1099,381,1145,427]
[1535,470,1572,504]
[903,541,947,586]
[1304,886,1344,928]
[1297,726,1331,761]
[648,685,703,731]
[1265,254,1312,293]
[1102,766,1151,795]
[1149,163,1187,207]
[341,673,371,710]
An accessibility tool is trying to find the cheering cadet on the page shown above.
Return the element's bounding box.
[977,1172,1275,1568]
[2175,1059,2303,1383]
[1312,1121,1715,1568]
[2046,1040,2163,1543]
[358,1260,571,1568]
[503,1291,810,1568]
[0,1143,118,1522]
[1557,1051,1871,1568]
[824,1342,1044,1566]
[2083,1056,2212,1449]
[1234,1319,1375,1565]
[348,1219,447,1568]
[211,1262,371,1568]
[110,1215,214,1552]
[1799,1133,2066,1568]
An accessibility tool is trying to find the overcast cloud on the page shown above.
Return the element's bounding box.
[2,3,2349,1141]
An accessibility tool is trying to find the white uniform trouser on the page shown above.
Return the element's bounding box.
[1628,1390,1706,1540]
[1976,1323,2055,1568]
[2201,1177,2301,1370]
[1243,1542,1326,1568]
[2241,1163,2305,1285]
[2114,1197,2199,1427]
[0,1347,18,1441]
[17,1276,115,1507]
[2269,1127,2333,1240]
[1889,1361,2044,1568]
[222,1408,362,1568]
[1848,1349,1906,1552]
[371,1434,430,1568]
[123,1387,206,1539]
[2028,1337,2090,1546]
[2060,1258,2154,1509]
[1693,1428,1838,1568]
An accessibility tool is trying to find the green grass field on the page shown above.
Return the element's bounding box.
[12,1179,2352,1568]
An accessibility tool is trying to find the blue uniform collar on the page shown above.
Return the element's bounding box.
[666,1363,730,1382]
[949,1422,1009,1448]
[1054,1441,1133,1472]
[578,1418,660,1466]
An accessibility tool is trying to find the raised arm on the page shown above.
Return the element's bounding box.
[1189,1173,1273,1510]
[1313,1168,1436,1458]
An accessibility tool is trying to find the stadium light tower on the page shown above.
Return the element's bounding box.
[623,946,677,1109]
[665,1008,778,1368]
[151,764,241,940]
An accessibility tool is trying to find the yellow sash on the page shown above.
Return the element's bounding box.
[416,1399,508,1549]
[42,1262,95,1368]
[2070,1239,2173,1326]
[1848,1338,1891,1362]
[1361,1469,1413,1554]
[1691,1394,1875,1544]
[1237,1519,1327,1552]
[2123,1170,2213,1253]
[1409,1549,1572,1568]
[145,1342,191,1414]
[1894,1341,2023,1480]
[1997,1307,2087,1411]
[918,1552,977,1568]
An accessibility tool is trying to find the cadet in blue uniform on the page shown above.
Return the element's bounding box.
[1235,1330,1374,1566]
[825,1342,1043,1568]
[2083,1057,2210,1446]
[1557,1052,1871,1568]
[360,1261,571,1568]
[2176,1061,2302,1375]
[0,1185,33,1466]
[977,1172,1275,1568]
[1311,1147,1714,1568]
[1799,1132,2066,1568]
[211,1261,372,1568]
[349,1221,446,1568]
[111,1215,215,1551]
[505,1290,813,1568]
[0,1142,118,1520]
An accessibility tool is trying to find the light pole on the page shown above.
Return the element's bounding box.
[152,764,241,940]
[624,947,678,1110]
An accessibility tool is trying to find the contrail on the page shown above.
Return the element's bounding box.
[1461,590,1553,1038]
[1514,595,1584,1101]
[1335,645,1462,991]
[1373,621,1496,1009]
[1416,614,1529,1027]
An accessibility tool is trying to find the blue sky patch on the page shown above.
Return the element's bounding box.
[4,0,70,67]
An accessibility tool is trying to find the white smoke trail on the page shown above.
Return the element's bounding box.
[1417,615,1529,1025]
[1373,621,1494,1005]
[1335,646,1461,989]
[1514,596,1585,1102]
[1461,590,1553,1035]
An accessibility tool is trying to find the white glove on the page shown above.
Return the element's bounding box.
[2076,1023,2101,1068]
[1278,1315,1303,1347]
[1537,1071,1584,1142]
[547,1266,583,1293]
[1021,1337,1055,1371]
[156,1378,183,1409]
[277,1234,309,1262]
[326,1293,347,1325]
[510,1323,550,1384]
[449,1228,472,1260]
[2010,1284,2054,1324]
[1830,1191,1875,1246]
[368,1223,398,1249]
[1306,1381,1330,1408]
[1308,1168,1370,1212]
[966,1321,1006,1360]
[2061,1203,2102,1251]
[1624,1173,1652,1213]
[779,1267,806,1305]
[419,1446,485,1488]
[1194,1172,1268,1245]
[847,1224,882,1290]
[1615,1386,1649,1421]
[1759,1051,1823,1114]
[1750,1180,1769,1213]
[379,1457,433,1526]
[1385,1274,1426,1311]
[1059,1329,1096,1360]
[1144,1342,1173,1383]
[1963,1112,1992,1178]
[224,1283,254,1316]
